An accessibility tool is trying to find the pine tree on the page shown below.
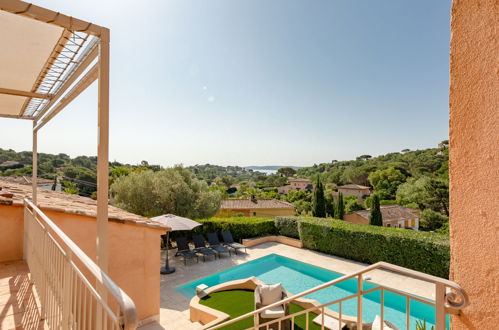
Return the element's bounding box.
[312,177,326,218]
[336,192,345,220]
[369,194,383,226]
[325,194,335,218]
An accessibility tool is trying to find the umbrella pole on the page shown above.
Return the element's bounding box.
[160,231,175,274]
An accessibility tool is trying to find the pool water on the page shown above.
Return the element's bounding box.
[176,254,448,329]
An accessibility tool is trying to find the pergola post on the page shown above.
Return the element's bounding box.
[96,28,110,272]
[32,120,37,204]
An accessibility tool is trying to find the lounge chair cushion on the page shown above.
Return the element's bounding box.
[260,306,285,319]
[259,283,284,306]
[312,314,345,330]
[371,315,399,330]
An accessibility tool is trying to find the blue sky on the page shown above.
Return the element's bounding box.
[0,0,451,167]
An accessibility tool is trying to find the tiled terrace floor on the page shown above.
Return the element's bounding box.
[139,242,435,330]
[0,260,46,330]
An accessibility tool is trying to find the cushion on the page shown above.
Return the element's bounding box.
[260,306,285,319]
[312,314,345,330]
[259,283,283,306]
[371,315,399,330]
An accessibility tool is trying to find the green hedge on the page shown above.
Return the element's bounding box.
[275,216,300,238]
[190,217,278,242]
[298,218,450,278]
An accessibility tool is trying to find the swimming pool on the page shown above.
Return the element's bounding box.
[176,254,447,329]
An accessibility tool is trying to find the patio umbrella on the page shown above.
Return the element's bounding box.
[151,214,201,274]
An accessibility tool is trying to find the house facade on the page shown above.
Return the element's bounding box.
[0,179,168,325]
[344,205,420,230]
[337,184,371,201]
[217,198,296,217]
[278,178,313,194]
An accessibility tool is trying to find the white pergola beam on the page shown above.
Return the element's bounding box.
[96,28,110,272]
[34,63,98,132]
[0,87,51,99]
[0,0,106,38]
[35,43,99,121]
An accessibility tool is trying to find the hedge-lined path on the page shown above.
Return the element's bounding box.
[139,241,434,329]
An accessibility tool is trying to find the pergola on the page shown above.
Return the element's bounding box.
[0,0,111,272]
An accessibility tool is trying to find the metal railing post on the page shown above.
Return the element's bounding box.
[357,275,363,329]
[435,283,446,330]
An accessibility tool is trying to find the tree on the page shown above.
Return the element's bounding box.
[368,167,406,199]
[369,194,383,226]
[312,177,326,218]
[277,167,296,177]
[336,192,345,220]
[396,176,449,215]
[420,209,448,231]
[111,166,221,219]
[62,181,79,195]
[344,195,364,213]
[425,178,449,216]
[356,155,372,161]
[325,194,335,218]
[438,140,449,150]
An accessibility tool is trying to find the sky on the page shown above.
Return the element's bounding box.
[0,0,452,167]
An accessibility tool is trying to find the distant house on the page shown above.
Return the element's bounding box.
[0,176,61,191]
[0,160,23,169]
[217,197,296,217]
[337,184,371,201]
[278,178,313,194]
[344,205,420,230]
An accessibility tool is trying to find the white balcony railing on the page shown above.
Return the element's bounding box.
[23,199,138,330]
[209,262,468,330]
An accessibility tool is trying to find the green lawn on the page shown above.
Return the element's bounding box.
[199,289,322,330]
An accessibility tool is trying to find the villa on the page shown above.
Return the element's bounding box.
[0,1,496,330]
[278,178,313,194]
[217,197,296,217]
[337,184,371,202]
[344,205,420,230]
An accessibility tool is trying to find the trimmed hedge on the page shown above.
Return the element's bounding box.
[191,217,278,242]
[275,216,300,238]
[298,217,450,278]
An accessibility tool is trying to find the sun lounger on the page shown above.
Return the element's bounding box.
[222,230,247,254]
[193,234,217,261]
[207,232,231,257]
[174,237,199,265]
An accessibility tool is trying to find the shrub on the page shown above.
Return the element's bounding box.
[191,217,278,242]
[420,209,449,231]
[275,216,300,238]
[298,218,450,278]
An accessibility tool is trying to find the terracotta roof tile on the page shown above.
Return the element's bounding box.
[338,184,370,190]
[0,179,168,231]
[349,205,419,222]
[220,198,295,210]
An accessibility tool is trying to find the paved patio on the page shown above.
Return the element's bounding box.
[139,241,435,329]
[0,260,46,330]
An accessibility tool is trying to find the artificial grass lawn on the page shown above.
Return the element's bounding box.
[199,289,322,330]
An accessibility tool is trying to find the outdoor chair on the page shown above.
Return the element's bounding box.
[254,284,290,330]
[174,237,199,265]
[207,232,231,257]
[221,230,247,254]
[193,234,217,261]
[341,315,399,330]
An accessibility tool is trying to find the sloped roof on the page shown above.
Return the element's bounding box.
[349,205,419,222]
[338,184,370,190]
[0,176,53,185]
[221,199,295,210]
[288,178,311,182]
[0,179,168,231]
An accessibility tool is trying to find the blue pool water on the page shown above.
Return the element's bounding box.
[176,254,448,330]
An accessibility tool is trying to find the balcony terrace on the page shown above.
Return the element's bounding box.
[0,0,497,329]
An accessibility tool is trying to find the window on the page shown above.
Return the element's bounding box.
[253,212,256,216]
